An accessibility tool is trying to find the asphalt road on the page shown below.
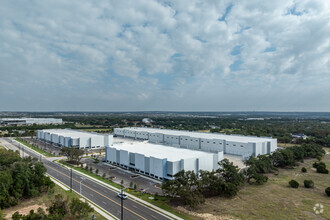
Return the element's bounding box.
[1,138,172,220]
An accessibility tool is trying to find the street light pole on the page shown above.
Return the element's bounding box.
[80,178,86,194]
[70,168,73,192]
[121,188,124,220]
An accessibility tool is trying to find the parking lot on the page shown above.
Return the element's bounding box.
[81,156,163,194]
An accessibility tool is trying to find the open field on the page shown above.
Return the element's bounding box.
[2,185,106,220]
[184,154,330,220]
[79,128,112,133]
[278,143,302,148]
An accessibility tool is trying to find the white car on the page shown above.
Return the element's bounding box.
[117,193,128,200]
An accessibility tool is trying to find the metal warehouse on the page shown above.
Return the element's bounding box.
[0,118,62,125]
[114,127,277,159]
[105,142,223,180]
[37,129,113,149]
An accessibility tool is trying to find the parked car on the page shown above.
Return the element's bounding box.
[117,193,128,199]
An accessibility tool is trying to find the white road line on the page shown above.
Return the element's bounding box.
[132,205,137,209]
[102,201,107,205]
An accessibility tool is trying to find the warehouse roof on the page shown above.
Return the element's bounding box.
[119,127,274,143]
[41,129,105,138]
[111,142,216,161]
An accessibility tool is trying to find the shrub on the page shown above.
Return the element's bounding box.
[326,187,330,197]
[102,173,106,178]
[304,180,314,188]
[313,161,325,169]
[301,167,307,173]
[289,180,299,188]
[316,163,329,174]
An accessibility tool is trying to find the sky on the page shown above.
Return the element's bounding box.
[0,0,330,112]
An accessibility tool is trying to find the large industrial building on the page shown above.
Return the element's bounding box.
[114,127,277,159]
[0,118,63,126]
[105,142,223,180]
[37,129,113,149]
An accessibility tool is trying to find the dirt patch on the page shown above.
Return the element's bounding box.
[4,204,48,219]
[176,206,238,220]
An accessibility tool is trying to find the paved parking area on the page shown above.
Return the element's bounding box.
[81,157,163,195]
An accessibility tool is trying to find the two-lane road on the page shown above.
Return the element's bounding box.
[1,138,173,220]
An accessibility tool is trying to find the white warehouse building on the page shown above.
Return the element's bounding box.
[0,118,63,126]
[114,127,277,159]
[37,129,113,149]
[105,142,223,181]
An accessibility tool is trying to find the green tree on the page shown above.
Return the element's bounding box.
[0,209,5,220]
[69,198,94,220]
[61,148,84,164]
[162,170,204,208]
[289,180,299,188]
[48,194,69,218]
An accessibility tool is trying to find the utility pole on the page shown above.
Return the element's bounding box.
[121,188,124,220]
[70,168,73,192]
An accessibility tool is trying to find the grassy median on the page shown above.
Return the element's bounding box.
[15,138,54,157]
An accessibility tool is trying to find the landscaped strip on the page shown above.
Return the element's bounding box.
[15,138,54,157]
[58,160,191,220]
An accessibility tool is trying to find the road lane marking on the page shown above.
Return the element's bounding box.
[46,165,147,220]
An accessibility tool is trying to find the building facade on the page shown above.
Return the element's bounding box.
[105,142,223,181]
[37,129,113,149]
[114,127,277,159]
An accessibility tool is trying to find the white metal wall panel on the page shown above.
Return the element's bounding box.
[150,157,164,178]
[135,153,145,171]
[119,150,129,166]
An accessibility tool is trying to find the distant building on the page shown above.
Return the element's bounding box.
[37,129,113,149]
[142,118,153,124]
[245,118,265,121]
[114,127,277,160]
[0,118,62,126]
[291,133,308,140]
[105,142,223,181]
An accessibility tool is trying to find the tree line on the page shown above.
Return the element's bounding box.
[11,194,94,220]
[162,143,326,208]
[0,149,54,209]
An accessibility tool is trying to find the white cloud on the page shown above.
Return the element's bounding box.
[0,0,329,111]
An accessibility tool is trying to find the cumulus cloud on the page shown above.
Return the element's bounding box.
[0,0,329,111]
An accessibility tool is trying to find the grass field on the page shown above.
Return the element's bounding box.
[15,138,54,157]
[80,128,112,132]
[2,185,106,220]
[187,154,330,220]
[277,143,302,148]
